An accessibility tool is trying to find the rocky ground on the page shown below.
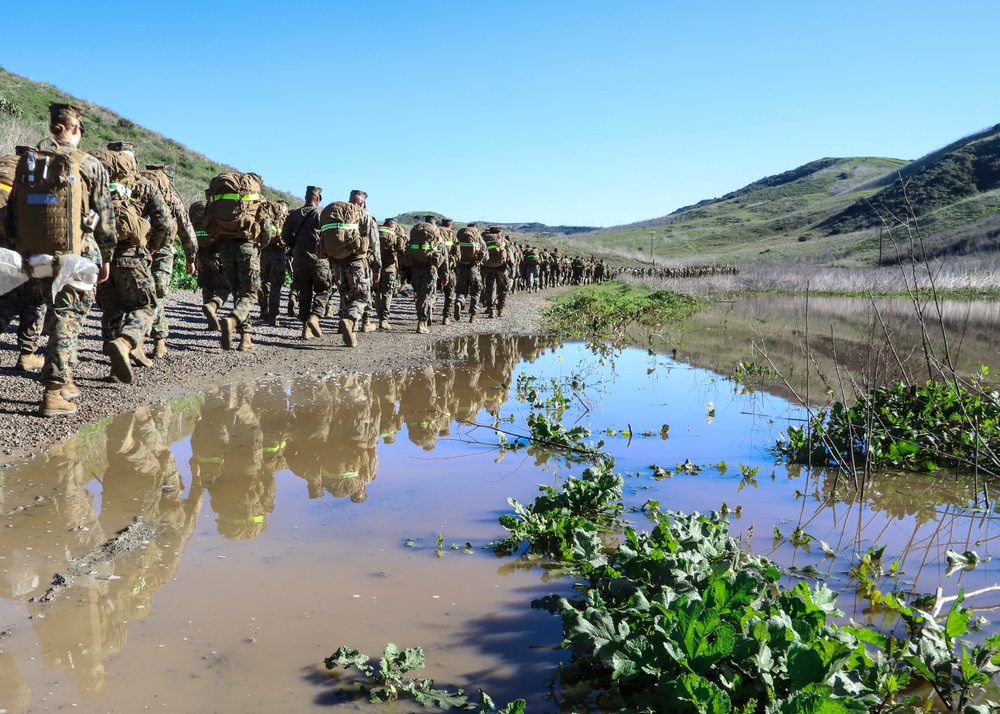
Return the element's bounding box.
[0,285,561,467]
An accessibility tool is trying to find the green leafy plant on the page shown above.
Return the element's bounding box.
[324,644,525,712]
[776,376,1000,476]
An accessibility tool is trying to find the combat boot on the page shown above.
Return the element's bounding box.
[378,319,391,331]
[487,307,496,319]
[106,337,134,384]
[61,379,81,401]
[300,320,311,340]
[442,315,451,326]
[130,338,153,367]
[306,314,323,337]
[339,317,357,347]
[417,320,429,335]
[497,308,505,318]
[287,293,297,317]
[237,333,253,351]
[220,317,236,351]
[153,339,168,359]
[41,384,76,417]
[470,313,478,324]
[361,318,374,333]
[15,349,44,371]
[454,302,462,321]
[202,302,220,331]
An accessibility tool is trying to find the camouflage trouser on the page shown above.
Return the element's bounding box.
[440,267,456,318]
[218,240,260,335]
[150,246,174,340]
[96,245,157,347]
[374,267,398,321]
[291,253,332,321]
[0,280,45,353]
[330,256,371,323]
[523,263,540,290]
[197,246,230,308]
[39,235,100,386]
[454,263,483,316]
[482,266,509,312]
[258,248,287,320]
[410,263,437,323]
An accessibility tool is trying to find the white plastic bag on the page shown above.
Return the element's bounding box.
[0,247,28,296]
[52,254,99,300]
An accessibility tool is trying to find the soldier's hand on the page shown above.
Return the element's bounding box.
[97,261,111,284]
[187,258,198,276]
[373,271,380,284]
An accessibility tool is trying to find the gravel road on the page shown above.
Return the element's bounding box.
[0,285,561,466]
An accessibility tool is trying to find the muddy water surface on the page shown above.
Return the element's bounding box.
[3,297,1000,712]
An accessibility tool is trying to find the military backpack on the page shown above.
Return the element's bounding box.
[405,221,441,266]
[484,233,506,268]
[91,150,150,249]
[12,143,92,256]
[318,201,367,259]
[204,172,264,242]
[188,199,213,248]
[456,226,485,265]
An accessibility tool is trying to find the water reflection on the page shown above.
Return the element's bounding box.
[670,295,1000,404]
[5,326,998,712]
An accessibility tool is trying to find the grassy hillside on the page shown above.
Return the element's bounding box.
[553,125,1000,269]
[0,67,300,208]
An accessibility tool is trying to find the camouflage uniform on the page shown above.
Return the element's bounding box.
[258,200,288,325]
[374,219,404,328]
[481,229,510,317]
[522,246,541,291]
[283,203,332,325]
[404,218,445,330]
[454,225,488,320]
[438,218,456,324]
[217,238,261,337]
[191,199,230,318]
[4,136,117,388]
[330,204,380,329]
[143,168,197,345]
[95,167,174,351]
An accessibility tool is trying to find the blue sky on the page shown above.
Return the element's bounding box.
[2,1,997,227]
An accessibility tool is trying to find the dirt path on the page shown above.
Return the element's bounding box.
[0,285,562,467]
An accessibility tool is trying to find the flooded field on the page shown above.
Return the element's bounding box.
[2,295,1000,712]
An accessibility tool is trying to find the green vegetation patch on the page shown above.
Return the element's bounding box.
[544,282,701,341]
[777,372,1000,476]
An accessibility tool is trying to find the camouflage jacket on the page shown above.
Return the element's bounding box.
[131,175,176,252]
[282,204,320,260]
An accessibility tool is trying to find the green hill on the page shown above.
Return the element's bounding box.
[555,125,1000,268]
[0,67,299,208]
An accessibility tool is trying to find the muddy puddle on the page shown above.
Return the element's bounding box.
[3,298,1000,712]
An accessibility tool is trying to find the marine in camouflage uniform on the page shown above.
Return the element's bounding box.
[190,197,230,330]
[258,199,288,326]
[329,190,380,346]
[438,217,457,325]
[522,245,541,292]
[216,203,265,350]
[139,163,197,358]
[282,186,331,340]
[405,215,445,334]
[0,148,46,371]
[374,217,404,330]
[453,223,487,323]
[92,148,175,383]
[4,104,118,416]
[481,227,510,318]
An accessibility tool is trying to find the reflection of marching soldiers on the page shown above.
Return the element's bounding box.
[318,373,379,503]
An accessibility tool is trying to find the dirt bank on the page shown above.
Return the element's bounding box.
[0,285,562,467]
